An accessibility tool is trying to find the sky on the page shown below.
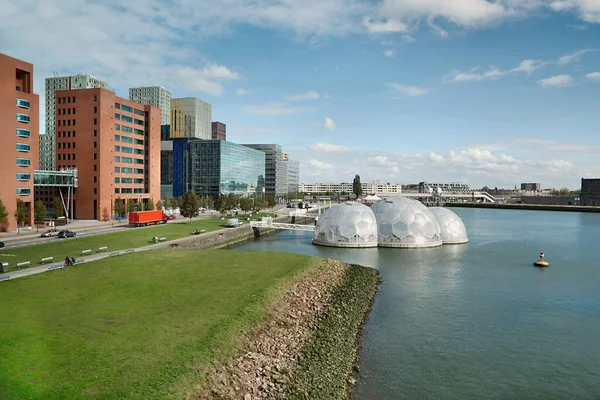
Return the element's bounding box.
[1,0,600,189]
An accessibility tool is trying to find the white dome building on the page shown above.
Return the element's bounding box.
[371,197,443,248]
[429,207,468,244]
[313,201,378,248]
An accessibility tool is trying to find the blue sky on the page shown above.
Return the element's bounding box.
[2,0,600,189]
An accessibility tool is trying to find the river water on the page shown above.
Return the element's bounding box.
[230,208,600,399]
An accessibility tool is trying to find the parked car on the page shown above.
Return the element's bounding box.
[57,230,76,238]
[40,228,60,238]
[0,241,4,248]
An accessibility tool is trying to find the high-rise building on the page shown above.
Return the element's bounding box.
[285,159,300,194]
[581,178,600,206]
[0,54,39,231]
[172,139,265,199]
[521,182,541,191]
[211,121,226,140]
[170,98,212,139]
[160,140,173,199]
[54,88,160,220]
[242,144,288,197]
[42,74,109,170]
[128,86,172,126]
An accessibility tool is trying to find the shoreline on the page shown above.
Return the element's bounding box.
[443,202,600,213]
[193,259,380,400]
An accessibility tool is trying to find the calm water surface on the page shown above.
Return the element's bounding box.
[230,208,600,399]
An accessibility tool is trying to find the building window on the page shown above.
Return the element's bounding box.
[16,173,31,181]
[16,158,30,166]
[94,165,97,171]
[134,168,144,174]
[121,188,133,194]
[134,129,144,135]
[94,141,97,148]
[121,136,133,143]
[134,189,143,194]
[115,145,121,152]
[115,167,120,173]
[134,159,144,164]
[93,118,97,125]
[134,178,144,184]
[134,119,144,125]
[121,157,133,163]
[121,115,133,123]
[122,167,133,173]
[16,188,31,196]
[94,95,98,101]
[115,124,121,130]
[94,188,97,194]
[121,104,133,113]
[72,96,75,103]
[115,135,121,141]
[134,109,144,116]
[134,148,144,155]
[115,188,120,194]
[115,102,121,109]
[16,143,30,152]
[93,106,97,113]
[94,153,97,160]
[121,126,133,133]
[115,113,120,120]
[16,128,30,138]
[121,178,133,184]
[121,146,132,153]
[16,99,31,109]
[115,177,120,183]
[16,113,30,123]
[114,156,120,162]
[134,138,144,145]
[94,129,97,136]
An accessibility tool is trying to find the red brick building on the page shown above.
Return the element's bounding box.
[0,54,39,231]
[55,88,160,220]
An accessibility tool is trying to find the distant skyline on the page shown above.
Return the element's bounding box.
[1,0,599,189]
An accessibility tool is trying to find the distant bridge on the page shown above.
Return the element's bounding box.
[250,220,315,232]
[383,191,498,203]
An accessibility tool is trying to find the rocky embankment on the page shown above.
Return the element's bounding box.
[191,259,380,400]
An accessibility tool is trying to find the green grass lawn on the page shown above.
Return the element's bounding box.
[0,219,228,269]
[0,249,315,399]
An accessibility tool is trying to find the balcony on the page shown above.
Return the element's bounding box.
[16,113,31,123]
[16,99,31,109]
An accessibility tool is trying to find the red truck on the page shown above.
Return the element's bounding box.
[128,210,168,227]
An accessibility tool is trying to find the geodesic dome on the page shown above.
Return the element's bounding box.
[313,201,378,248]
[429,207,468,244]
[371,197,443,248]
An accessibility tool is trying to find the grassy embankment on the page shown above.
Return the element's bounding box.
[0,219,228,269]
[0,249,314,399]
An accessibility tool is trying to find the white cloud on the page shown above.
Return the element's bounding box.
[324,117,337,131]
[557,49,589,64]
[308,159,335,170]
[309,143,351,154]
[585,72,600,81]
[550,0,600,23]
[363,17,410,33]
[243,103,308,116]
[388,83,429,96]
[538,74,574,87]
[235,88,248,96]
[384,49,395,57]
[444,58,544,83]
[286,91,321,101]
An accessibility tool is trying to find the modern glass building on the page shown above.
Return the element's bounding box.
[173,139,265,199]
[242,144,288,197]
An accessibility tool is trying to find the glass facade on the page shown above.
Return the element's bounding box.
[242,144,288,196]
[173,139,265,198]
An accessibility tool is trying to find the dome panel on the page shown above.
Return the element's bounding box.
[313,202,378,248]
[372,197,443,248]
[429,207,469,244]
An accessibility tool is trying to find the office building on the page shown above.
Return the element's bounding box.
[172,139,265,199]
[581,178,600,206]
[54,88,160,219]
[521,182,541,191]
[299,182,403,195]
[211,121,226,140]
[42,73,109,170]
[285,159,300,194]
[0,54,39,231]
[161,140,173,199]
[170,98,212,139]
[161,125,171,141]
[129,86,172,126]
[242,144,287,197]
[418,182,469,193]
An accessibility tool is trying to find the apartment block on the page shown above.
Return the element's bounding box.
[0,54,39,231]
[129,86,172,126]
[42,74,109,171]
[54,88,160,220]
[211,121,226,140]
[298,182,403,195]
[170,98,212,139]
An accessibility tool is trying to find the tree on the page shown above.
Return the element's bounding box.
[127,198,136,213]
[146,198,155,211]
[559,188,571,196]
[14,199,28,234]
[101,207,110,222]
[114,198,125,219]
[265,195,277,210]
[239,197,253,214]
[34,201,47,232]
[53,197,65,218]
[180,191,200,221]
[353,175,363,197]
[214,195,230,214]
[156,200,163,210]
[0,199,8,230]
